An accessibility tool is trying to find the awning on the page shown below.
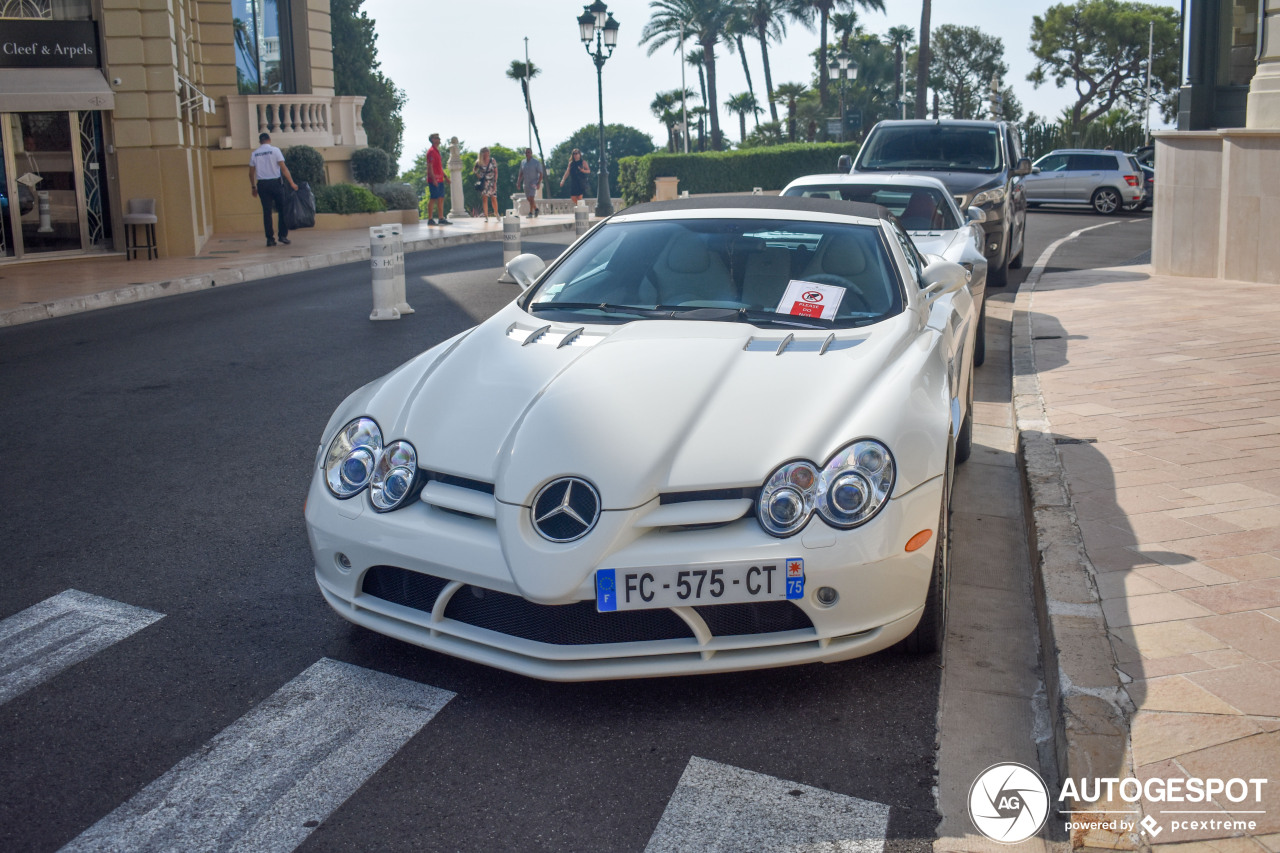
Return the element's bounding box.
[0,68,115,112]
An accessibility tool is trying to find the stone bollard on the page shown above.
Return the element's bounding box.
[574,203,590,236]
[382,223,413,315]
[369,226,400,321]
[498,213,521,283]
[37,190,54,233]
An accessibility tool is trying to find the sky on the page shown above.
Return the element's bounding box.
[363,0,1177,173]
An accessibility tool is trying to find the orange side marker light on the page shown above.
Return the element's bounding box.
[904,529,933,552]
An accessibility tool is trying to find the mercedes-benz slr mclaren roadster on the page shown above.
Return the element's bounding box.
[305,196,979,680]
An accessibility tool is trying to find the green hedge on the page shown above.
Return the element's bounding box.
[370,182,417,210]
[617,143,860,206]
[314,183,386,215]
[284,145,325,186]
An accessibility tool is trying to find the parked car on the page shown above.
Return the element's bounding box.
[851,118,1030,288]
[780,172,989,366]
[1131,145,1155,167]
[1130,160,1154,211]
[306,195,979,680]
[1022,149,1145,214]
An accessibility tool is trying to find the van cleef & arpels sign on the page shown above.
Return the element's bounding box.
[1,20,99,69]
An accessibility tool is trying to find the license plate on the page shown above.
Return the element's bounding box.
[596,559,804,612]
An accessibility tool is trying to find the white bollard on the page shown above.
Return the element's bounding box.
[382,223,413,315]
[574,203,590,236]
[37,191,53,233]
[369,226,400,321]
[498,213,521,283]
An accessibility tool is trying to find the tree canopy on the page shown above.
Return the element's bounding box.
[331,0,405,163]
[928,25,1008,120]
[1028,0,1180,128]
[548,125,656,199]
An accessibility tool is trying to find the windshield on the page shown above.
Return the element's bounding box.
[783,184,960,231]
[858,125,1003,173]
[523,218,904,328]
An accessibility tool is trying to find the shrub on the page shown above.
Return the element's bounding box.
[370,182,417,210]
[350,146,393,184]
[617,142,861,206]
[314,183,386,215]
[284,145,325,186]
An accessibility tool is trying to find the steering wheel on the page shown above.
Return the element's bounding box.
[803,274,873,314]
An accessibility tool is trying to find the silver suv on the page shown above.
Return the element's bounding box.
[1023,149,1144,214]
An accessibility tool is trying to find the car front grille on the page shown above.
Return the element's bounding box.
[360,566,816,646]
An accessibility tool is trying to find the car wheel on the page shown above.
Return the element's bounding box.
[955,375,974,464]
[904,468,952,655]
[973,304,986,367]
[1008,231,1025,269]
[1091,187,1122,214]
[988,257,1009,287]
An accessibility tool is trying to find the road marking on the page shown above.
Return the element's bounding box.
[61,658,455,853]
[0,589,163,706]
[645,756,891,853]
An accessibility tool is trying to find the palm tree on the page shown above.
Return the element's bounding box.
[725,92,761,143]
[773,81,807,141]
[793,0,885,110]
[642,0,737,150]
[652,88,698,152]
[830,11,858,51]
[736,0,795,125]
[725,9,758,125]
[886,24,913,117]
[685,48,710,149]
[915,0,930,119]
[506,59,546,165]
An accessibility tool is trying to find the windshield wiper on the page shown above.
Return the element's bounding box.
[529,302,673,318]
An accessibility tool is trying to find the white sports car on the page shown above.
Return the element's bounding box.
[781,173,989,366]
[306,196,978,681]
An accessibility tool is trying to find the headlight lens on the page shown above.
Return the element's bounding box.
[816,440,895,528]
[324,417,383,499]
[370,440,418,512]
[971,187,1006,206]
[757,461,820,537]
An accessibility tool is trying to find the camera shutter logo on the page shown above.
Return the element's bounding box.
[968,762,1050,843]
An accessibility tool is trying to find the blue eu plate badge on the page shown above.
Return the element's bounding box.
[596,569,617,612]
[785,558,804,600]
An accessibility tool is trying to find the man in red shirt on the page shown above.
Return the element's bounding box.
[425,133,450,225]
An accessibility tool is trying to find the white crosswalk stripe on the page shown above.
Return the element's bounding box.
[60,657,455,853]
[0,589,163,707]
[645,756,891,853]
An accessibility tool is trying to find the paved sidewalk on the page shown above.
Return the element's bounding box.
[0,213,577,327]
[1025,261,1280,852]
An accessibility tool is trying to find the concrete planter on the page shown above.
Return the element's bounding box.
[313,211,415,231]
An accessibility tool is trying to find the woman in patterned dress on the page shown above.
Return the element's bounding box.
[474,147,499,221]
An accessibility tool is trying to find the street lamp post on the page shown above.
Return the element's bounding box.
[826,50,856,141]
[578,1,619,217]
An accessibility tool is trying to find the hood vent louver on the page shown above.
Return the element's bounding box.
[743,335,865,354]
[507,323,604,349]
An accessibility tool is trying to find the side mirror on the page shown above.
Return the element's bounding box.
[966,206,987,224]
[1031,165,1042,175]
[920,258,968,306]
[505,253,546,288]
[1014,157,1033,176]
[837,154,853,173]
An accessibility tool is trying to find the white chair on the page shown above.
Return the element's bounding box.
[122,198,158,260]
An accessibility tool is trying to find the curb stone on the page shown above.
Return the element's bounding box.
[1011,223,1145,852]
[0,221,575,329]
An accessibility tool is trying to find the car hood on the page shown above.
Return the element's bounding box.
[907,230,960,257]
[894,171,1003,199]
[355,303,932,510]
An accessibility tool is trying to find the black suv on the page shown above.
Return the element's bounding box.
[851,119,1031,286]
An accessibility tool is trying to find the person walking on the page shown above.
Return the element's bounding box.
[248,132,297,247]
[517,148,544,218]
[559,148,592,206]
[474,147,500,222]
[425,133,450,225]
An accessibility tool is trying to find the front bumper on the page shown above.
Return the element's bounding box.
[306,473,945,681]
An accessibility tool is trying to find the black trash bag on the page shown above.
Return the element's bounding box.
[284,181,316,230]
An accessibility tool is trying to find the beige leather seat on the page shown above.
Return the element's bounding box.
[803,234,887,312]
[741,246,792,309]
[650,233,733,305]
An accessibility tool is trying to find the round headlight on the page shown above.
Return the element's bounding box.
[370,440,418,512]
[757,461,819,537]
[324,418,382,499]
[816,439,894,528]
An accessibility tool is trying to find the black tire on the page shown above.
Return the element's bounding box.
[1008,233,1025,269]
[974,303,986,367]
[1091,187,1122,215]
[955,376,974,464]
[988,249,1009,287]
[904,470,952,654]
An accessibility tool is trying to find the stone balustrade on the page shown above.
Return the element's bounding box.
[223,94,367,149]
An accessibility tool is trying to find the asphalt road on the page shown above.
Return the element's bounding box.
[0,208,1151,853]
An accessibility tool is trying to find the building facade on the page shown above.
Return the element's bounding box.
[0,0,365,262]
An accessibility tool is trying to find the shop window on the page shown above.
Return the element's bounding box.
[0,0,92,20]
[233,0,295,95]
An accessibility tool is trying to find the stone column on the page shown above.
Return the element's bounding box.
[447,137,469,219]
[1247,0,1280,127]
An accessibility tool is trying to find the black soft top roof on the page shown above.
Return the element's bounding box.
[620,194,891,222]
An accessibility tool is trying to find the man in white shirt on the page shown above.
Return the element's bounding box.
[249,132,298,247]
